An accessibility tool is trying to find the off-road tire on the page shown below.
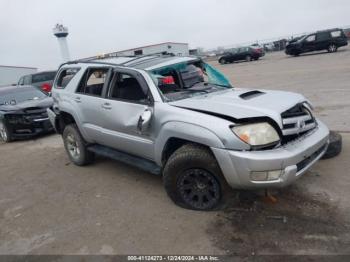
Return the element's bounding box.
[0,121,12,142]
[63,124,94,166]
[163,144,231,211]
[322,131,342,159]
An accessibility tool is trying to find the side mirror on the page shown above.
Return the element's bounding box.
[137,109,152,133]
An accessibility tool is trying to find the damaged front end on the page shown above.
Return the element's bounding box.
[3,107,53,138]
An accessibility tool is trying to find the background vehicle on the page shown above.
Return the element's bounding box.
[18,70,57,93]
[250,43,265,56]
[219,47,263,64]
[285,28,348,56]
[49,55,329,211]
[0,85,53,142]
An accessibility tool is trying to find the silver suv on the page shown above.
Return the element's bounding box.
[48,55,330,210]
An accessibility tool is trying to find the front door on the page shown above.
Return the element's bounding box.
[99,69,155,160]
[303,34,316,52]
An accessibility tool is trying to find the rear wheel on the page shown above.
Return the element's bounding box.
[328,44,337,53]
[163,144,230,210]
[63,124,94,166]
[0,121,12,142]
[245,55,252,62]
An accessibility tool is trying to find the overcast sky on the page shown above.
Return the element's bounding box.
[1,0,349,69]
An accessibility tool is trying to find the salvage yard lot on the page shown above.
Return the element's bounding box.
[1,47,350,255]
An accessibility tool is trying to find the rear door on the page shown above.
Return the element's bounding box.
[74,67,111,143]
[98,68,155,160]
[315,31,331,50]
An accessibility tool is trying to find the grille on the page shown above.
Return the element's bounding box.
[7,109,48,125]
[281,103,317,144]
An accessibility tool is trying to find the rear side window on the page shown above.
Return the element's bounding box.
[32,72,57,83]
[76,68,109,97]
[56,68,80,89]
[331,31,342,38]
[317,32,330,41]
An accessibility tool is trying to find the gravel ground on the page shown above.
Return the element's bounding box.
[0,46,350,256]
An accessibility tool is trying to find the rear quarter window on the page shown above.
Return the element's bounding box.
[331,31,342,38]
[55,68,80,89]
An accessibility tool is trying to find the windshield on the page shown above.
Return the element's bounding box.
[0,88,47,106]
[148,61,232,101]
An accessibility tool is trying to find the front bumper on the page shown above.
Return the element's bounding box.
[212,120,330,189]
[6,118,53,138]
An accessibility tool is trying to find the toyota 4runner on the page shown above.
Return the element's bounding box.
[48,55,330,210]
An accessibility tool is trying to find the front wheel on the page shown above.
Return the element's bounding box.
[0,121,12,142]
[219,58,226,64]
[163,144,229,210]
[63,124,94,166]
[328,44,337,53]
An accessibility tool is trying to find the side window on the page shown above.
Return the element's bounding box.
[108,73,149,104]
[77,68,109,97]
[18,77,24,85]
[56,68,80,89]
[317,32,330,41]
[306,35,316,42]
[23,75,31,85]
[331,31,342,38]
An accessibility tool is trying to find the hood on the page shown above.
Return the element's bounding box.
[169,88,307,129]
[0,97,53,112]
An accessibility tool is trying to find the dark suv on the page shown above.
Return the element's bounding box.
[219,47,263,64]
[18,70,57,93]
[285,28,348,56]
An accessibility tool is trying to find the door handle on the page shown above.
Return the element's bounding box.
[102,103,112,110]
[74,97,81,103]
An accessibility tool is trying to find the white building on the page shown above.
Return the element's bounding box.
[115,42,189,56]
[0,65,37,87]
[83,42,189,61]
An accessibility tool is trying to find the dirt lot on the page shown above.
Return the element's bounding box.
[1,46,350,256]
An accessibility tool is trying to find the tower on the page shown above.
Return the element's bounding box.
[53,24,70,62]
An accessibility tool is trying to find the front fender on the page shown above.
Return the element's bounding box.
[154,121,225,165]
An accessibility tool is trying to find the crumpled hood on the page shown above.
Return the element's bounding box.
[0,97,53,112]
[169,88,307,129]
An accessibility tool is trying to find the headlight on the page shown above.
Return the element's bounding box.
[231,122,280,146]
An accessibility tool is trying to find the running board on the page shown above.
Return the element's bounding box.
[88,145,161,175]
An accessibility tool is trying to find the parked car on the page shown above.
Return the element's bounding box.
[219,47,263,64]
[48,55,329,210]
[285,28,348,56]
[18,70,57,93]
[0,85,53,142]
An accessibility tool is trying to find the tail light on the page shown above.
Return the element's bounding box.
[254,48,262,53]
[161,76,175,85]
[41,83,52,93]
